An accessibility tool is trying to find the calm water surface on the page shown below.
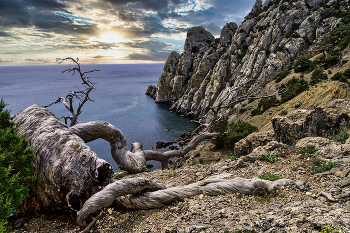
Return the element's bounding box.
[0,64,198,171]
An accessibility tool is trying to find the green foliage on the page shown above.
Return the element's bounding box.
[320,225,347,233]
[226,121,258,144]
[331,72,343,80]
[113,173,124,180]
[279,77,309,103]
[258,174,281,181]
[251,96,280,116]
[168,170,176,178]
[275,69,291,83]
[195,164,203,168]
[310,68,328,86]
[299,146,318,158]
[328,129,349,143]
[339,75,348,83]
[293,56,314,73]
[311,161,337,174]
[230,155,238,161]
[0,98,35,231]
[220,188,225,195]
[211,116,228,134]
[280,110,288,116]
[193,151,200,157]
[262,153,277,163]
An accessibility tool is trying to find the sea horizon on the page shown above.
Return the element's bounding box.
[0,63,199,172]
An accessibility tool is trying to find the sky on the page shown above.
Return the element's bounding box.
[0,0,257,65]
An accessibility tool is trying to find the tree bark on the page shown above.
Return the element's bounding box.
[12,104,114,211]
[76,176,309,227]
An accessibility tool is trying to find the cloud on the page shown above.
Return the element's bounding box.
[0,0,257,64]
[25,58,53,63]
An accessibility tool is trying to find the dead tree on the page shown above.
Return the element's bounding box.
[44,57,99,127]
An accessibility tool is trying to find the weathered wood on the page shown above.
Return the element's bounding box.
[76,176,308,226]
[12,104,114,210]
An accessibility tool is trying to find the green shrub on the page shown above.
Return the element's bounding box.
[193,151,201,157]
[262,153,277,163]
[343,68,350,78]
[113,173,123,179]
[328,129,349,143]
[251,96,280,116]
[279,77,309,103]
[258,174,281,181]
[230,155,238,161]
[339,75,348,82]
[294,56,314,73]
[310,68,328,86]
[0,98,35,231]
[299,146,318,158]
[275,69,291,83]
[311,161,337,174]
[331,72,343,80]
[280,110,288,116]
[226,121,258,144]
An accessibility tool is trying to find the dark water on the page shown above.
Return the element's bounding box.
[0,64,198,171]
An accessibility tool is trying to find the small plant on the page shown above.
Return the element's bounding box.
[262,153,277,163]
[220,188,225,195]
[226,121,258,144]
[299,146,318,158]
[310,68,328,86]
[195,164,203,168]
[280,110,288,116]
[328,129,349,144]
[258,174,281,181]
[193,151,200,157]
[230,155,238,161]
[113,173,124,180]
[168,170,176,178]
[319,225,346,233]
[311,161,337,174]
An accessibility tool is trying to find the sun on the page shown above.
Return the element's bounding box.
[98,32,124,43]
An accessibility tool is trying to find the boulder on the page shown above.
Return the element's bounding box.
[272,99,350,145]
[234,130,275,157]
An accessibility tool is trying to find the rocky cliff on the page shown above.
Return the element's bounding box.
[153,0,346,119]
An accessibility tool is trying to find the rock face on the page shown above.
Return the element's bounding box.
[272,99,350,145]
[153,0,341,119]
[146,85,157,99]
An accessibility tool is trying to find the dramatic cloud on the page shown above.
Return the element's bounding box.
[0,0,257,65]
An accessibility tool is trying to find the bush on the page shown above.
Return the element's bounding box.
[328,129,349,143]
[331,72,343,80]
[279,77,309,103]
[251,96,280,116]
[0,98,35,231]
[226,121,258,144]
[275,69,291,83]
[310,68,328,86]
[311,161,337,174]
[293,56,314,73]
[339,75,348,82]
[258,174,281,181]
[262,153,277,163]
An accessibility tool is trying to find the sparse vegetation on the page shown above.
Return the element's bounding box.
[275,69,291,83]
[113,173,124,180]
[251,96,280,116]
[230,155,238,161]
[258,174,281,181]
[262,153,277,163]
[279,77,309,103]
[311,161,337,174]
[310,68,328,86]
[293,56,314,73]
[226,121,258,144]
[168,170,176,178]
[299,146,318,158]
[328,129,349,143]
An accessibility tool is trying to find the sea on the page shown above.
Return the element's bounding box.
[0,63,199,171]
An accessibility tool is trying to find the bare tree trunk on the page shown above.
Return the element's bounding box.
[12,104,114,211]
[70,121,219,172]
[76,176,309,227]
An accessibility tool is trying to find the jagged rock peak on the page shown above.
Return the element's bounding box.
[220,22,238,47]
[251,0,263,13]
[184,26,214,52]
[164,51,180,73]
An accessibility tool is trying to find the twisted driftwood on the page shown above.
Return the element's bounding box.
[76,176,309,226]
[12,104,114,210]
[70,120,219,173]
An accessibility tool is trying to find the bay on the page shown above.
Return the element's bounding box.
[0,63,198,171]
